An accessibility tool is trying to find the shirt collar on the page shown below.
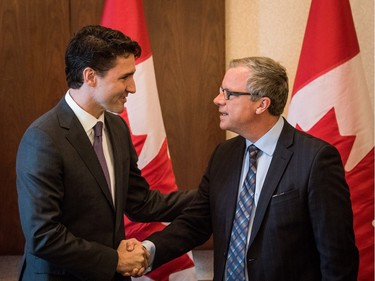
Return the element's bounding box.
[65,90,105,134]
[246,116,284,156]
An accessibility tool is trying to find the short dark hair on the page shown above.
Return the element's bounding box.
[65,25,141,89]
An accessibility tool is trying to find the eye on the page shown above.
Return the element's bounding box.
[120,72,135,81]
[226,90,234,99]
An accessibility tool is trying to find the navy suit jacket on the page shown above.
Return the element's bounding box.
[148,119,359,281]
[16,98,195,281]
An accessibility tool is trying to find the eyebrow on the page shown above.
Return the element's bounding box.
[119,70,136,79]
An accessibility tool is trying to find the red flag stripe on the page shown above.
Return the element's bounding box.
[288,0,374,280]
[292,0,360,96]
[101,0,152,63]
[101,1,197,280]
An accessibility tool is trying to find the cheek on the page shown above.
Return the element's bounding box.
[235,106,253,122]
[231,103,247,116]
[105,84,122,98]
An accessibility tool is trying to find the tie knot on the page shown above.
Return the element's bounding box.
[93,121,103,137]
[248,144,259,160]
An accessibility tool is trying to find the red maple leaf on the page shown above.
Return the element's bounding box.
[346,148,374,281]
[296,107,356,166]
[296,107,374,281]
[121,124,193,280]
[119,108,147,156]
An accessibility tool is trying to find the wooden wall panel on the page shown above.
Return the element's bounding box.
[0,0,224,254]
[144,0,226,190]
[0,0,71,254]
[70,0,105,33]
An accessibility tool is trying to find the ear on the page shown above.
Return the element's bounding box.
[255,97,271,114]
[82,67,96,87]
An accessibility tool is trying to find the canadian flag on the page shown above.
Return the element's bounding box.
[101,1,197,280]
[287,1,374,280]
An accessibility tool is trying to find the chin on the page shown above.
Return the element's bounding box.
[219,123,229,131]
[109,105,125,114]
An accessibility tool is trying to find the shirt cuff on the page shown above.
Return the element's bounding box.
[142,240,156,273]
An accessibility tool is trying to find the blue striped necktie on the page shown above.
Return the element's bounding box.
[226,145,259,280]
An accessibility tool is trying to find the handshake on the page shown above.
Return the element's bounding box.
[116,238,151,277]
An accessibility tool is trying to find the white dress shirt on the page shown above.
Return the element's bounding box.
[65,91,115,203]
[240,116,284,280]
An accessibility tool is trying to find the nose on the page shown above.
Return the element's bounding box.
[213,92,224,106]
[126,78,136,94]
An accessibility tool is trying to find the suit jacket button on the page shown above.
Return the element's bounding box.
[248,258,256,262]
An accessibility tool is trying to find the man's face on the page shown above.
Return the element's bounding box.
[93,55,136,115]
[213,66,259,136]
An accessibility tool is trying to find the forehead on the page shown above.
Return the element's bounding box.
[222,66,251,88]
[110,55,136,74]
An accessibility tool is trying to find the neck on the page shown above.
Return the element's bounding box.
[242,115,280,142]
[69,88,103,119]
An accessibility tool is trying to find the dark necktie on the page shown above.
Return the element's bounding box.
[225,144,259,280]
[93,121,111,190]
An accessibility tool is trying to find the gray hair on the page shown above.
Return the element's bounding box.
[229,57,289,116]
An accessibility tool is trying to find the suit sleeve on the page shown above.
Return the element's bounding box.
[143,150,217,269]
[16,126,118,281]
[146,182,212,269]
[308,144,359,280]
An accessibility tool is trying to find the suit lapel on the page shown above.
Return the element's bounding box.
[223,137,247,242]
[57,99,114,209]
[105,113,128,230]
[249,121,294,244]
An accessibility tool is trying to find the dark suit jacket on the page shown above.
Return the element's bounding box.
[148,119,359,281]
[16,98,195,281]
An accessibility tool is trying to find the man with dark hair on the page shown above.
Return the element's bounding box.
[16,25,194,281]
[145,56,359,281]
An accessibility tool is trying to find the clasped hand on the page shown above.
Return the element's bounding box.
[116,238,150,277]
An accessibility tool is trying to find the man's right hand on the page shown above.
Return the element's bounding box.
[116,238,150,277]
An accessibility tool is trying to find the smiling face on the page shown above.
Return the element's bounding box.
[88,55,136,117]
[213,66,261,137]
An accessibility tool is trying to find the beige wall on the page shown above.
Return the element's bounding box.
[225,0,374,138]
